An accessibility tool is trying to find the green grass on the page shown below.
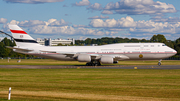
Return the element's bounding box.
[0,59,180,65]
[0,68,180,101]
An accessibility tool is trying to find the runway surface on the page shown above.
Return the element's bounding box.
[0,65,180,69]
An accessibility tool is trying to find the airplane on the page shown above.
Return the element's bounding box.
[5,25,177,66]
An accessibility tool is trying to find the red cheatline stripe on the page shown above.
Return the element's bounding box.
[10,30,27,34]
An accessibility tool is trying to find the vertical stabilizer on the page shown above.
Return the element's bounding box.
[9,25,40,47]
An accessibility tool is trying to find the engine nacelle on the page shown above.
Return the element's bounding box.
[100,56,113,64]
[77,54,91,62]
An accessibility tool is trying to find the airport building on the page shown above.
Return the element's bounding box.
[36,38,75,46]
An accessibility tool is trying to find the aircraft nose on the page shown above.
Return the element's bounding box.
[172,49,177,55]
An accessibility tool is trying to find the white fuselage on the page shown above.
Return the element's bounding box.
[15,43,177,61]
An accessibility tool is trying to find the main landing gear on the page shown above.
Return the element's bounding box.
[86,60,101,66]
[158,59,162,66]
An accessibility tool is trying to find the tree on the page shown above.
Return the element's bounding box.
[174,38,180,55]
[57,43,63,46]
[165,40,174,49]
[150,34,166,43]
[0,42,8,57]
[85,38,92,45]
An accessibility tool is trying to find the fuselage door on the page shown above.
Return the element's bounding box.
[140,43,144,53]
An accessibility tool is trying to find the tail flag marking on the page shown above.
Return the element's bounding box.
[10,30,27,34]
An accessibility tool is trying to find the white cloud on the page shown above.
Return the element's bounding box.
[3,19,107,36]
[74,0,90,6]
[4,0,64,4]
[88,16,180,38]
[87,3,102,10]
[88,15,109,19]
[29,25,106,36]
[48,19,70,26]
[0,18,7,24]
[2,16,180,39]
[101,10,113,14]
[19,20,46,27]
[2,20,20,32]
[151,16,180,23]
[72,24,90,28]
[89,16,136,28]
[103,0,176,15]
[130,21,177,34]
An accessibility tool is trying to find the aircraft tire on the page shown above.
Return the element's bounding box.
[158,62,161,66]
[86,61,101,66]
[86,63,90,66]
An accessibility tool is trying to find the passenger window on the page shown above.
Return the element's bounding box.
[162,44,166,46]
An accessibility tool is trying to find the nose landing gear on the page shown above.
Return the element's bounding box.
[158,59,162,66]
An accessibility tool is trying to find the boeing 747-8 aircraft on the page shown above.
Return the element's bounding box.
[6,25,177,66]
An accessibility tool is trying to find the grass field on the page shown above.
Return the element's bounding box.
[0,59,180,101]
[0,59,180,65]
[0,68,180,101]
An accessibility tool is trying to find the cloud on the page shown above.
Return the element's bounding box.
[2,16,180,39]
[4,0,64,4]
[87,3,102,10]
[2,20,20,32]
[88,16,180,39]
[63,4,68,7]
[89,16,136,28]
[47,19,70,26]
[3,19,107,36]
[101,10,113,14]
[151,16,180,23]
[130,21,177,34]
[29,25,106,36]
[72,24,90,28]
[103,0,176,15]
[73,0,90,6]
[19,20,46,27]
[0,18,7,24]
[88,15,109,19]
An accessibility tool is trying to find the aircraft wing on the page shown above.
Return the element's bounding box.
[6,46,34,52]
[40,50,57,53]
[39,50,129,60]
[40,50,77,58]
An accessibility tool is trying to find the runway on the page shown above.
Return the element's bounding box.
[0,65,180,69]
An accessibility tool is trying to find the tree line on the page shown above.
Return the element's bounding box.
[0,38,34,58]
[0,34,180,58]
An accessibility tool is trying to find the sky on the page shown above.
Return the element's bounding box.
[0,0,180,40]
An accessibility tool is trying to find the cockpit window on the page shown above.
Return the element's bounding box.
[162,44,166,46]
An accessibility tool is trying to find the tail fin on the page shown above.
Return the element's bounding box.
[9,25,40,47]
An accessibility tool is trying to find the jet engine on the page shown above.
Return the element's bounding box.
[100,56,113,64]
[77,54,91,62]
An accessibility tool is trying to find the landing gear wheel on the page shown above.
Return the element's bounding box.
[158,59,162,66]
[86,60,101,66]
[158,62,161,66]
